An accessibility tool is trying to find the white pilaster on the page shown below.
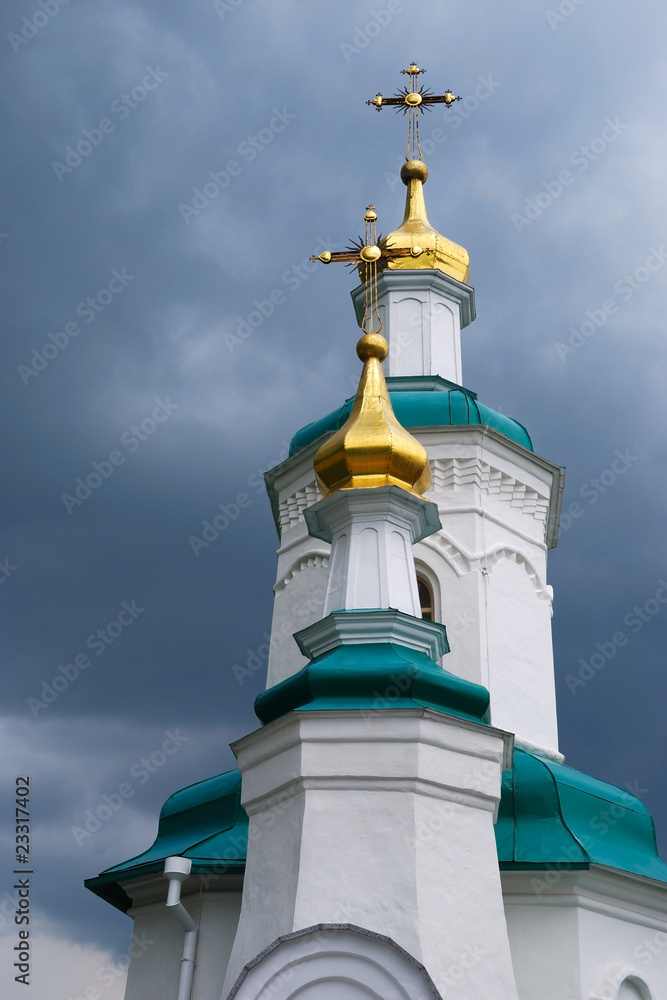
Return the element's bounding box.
[222,709,519,1000]
[351,270,476,382]
[305,485,441,619]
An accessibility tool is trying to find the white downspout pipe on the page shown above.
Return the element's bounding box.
[164,856,199,1000]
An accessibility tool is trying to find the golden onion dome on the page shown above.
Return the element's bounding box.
[313,332,431,498]
[382,159,469,284]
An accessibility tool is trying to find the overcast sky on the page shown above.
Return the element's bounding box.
[2,1,667,996]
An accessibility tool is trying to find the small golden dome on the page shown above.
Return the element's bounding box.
[313,332,431,498]
[384,159,469,284]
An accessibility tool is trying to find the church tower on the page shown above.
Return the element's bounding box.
[86,63,667,1000]
[266,67,563,761]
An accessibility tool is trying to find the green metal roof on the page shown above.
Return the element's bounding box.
[289,378,533,457]
[85,769,248,911]
[496,747,667,882]
[254,641,491,726]
[87,725,667,913]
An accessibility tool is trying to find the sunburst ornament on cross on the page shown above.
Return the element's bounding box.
[309,206,433,333]
[367,62,461,160]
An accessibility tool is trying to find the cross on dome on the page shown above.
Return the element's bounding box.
[309,63,470,284]
[367,62,461,160]
[309,205,431,271]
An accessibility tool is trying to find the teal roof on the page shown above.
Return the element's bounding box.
[254,641,491,726]
[289,379,533,457]
[496,748,667,882]
[87,733,667,913]
[85,769,248,911]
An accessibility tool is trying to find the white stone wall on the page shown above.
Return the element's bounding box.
[120,879,242,1000]
[502,869,667,1000]
[223,709,518,1000]
[264,424,563,755]
[225,926,447,1000]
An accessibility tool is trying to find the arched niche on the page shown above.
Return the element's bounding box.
[618,977,651,1000]
[226,923,443,1000]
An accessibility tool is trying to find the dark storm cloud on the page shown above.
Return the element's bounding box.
[1,0,667,990]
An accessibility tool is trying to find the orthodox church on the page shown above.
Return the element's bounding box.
[85,65,667,1000]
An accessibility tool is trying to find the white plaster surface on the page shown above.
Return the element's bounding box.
[122,885,242,1000]
[225,926,443,1000]
[502,869,667,1000]
[222,709,518,1000]
[350,270,475,383]
[306,488,437,619]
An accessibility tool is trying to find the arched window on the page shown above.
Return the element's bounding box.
[618,979,651,1000]
[417,575,434,621]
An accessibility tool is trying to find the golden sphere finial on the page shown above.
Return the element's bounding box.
[400,159,428,185]
[356,332,388,362]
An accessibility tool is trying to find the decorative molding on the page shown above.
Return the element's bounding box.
[430,457,550,525]
[294,609,449,661]
[273,553,329,593]
[422,534,553,606]
[278,480,320,529]
[351,268,476,329]
[226,924,444,1000]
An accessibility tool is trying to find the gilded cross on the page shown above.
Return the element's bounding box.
[309,207,432,335]
[367,62,461,160]
[310,206,429,269]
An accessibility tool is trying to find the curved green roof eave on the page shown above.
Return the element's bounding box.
[496,747,667,883]
[289,383,533,457]
[86,734,667,914]
[84,769,248,911]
